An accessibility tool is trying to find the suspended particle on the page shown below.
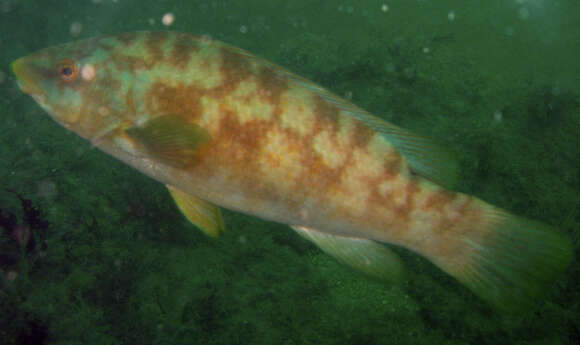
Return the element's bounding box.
[70,22,83,36]
[518,7,530,20]
[448,11,455,21]
[162,13,175,26]
[381,4,389,12]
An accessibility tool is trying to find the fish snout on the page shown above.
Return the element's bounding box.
[12,57,44,96]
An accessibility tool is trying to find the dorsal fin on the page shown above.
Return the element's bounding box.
[269,64,460,189]
[228,43,459,188]
[357,117,460,189]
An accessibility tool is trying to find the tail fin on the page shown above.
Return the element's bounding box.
[443,207,572,313]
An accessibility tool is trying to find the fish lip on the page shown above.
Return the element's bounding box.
[11,58,44,96]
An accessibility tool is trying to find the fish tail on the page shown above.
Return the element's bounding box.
[438,206,572,313]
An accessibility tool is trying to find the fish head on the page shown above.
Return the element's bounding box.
[12,36,132,142]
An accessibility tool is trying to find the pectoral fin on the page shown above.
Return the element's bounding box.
[291,225,405,283]
[167,185,225,238]
[126,114,211,169]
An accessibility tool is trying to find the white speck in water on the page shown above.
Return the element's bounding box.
[81,64,96,81]
[239,25,248,34]
[518,7,530,19]
[148,18,155,25]
[422,47,430,53]
[494,110,503,123]
[70,22,83,37]
[381,4,389,12]
[346,5,354,14]
[162,12,175,26]
[448,10,455,21]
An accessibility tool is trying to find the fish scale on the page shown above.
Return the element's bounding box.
[12,31,572,313]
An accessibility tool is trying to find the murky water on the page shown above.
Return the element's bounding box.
[1,1,578,344]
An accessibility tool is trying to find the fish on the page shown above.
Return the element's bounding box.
[11,31,572,313]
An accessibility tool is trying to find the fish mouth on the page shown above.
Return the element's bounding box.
[11,58,44,96]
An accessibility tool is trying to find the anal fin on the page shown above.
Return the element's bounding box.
[291,225,405,283]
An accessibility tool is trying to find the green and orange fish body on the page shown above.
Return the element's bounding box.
[12,31,571,312]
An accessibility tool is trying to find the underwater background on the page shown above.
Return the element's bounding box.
[1,0,579,344]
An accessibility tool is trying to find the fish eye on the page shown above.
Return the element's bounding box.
[58,60,78,82]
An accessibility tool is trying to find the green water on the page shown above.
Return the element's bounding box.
[1,0,578,344]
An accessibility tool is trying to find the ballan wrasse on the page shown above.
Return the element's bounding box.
[11,31,572,312]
